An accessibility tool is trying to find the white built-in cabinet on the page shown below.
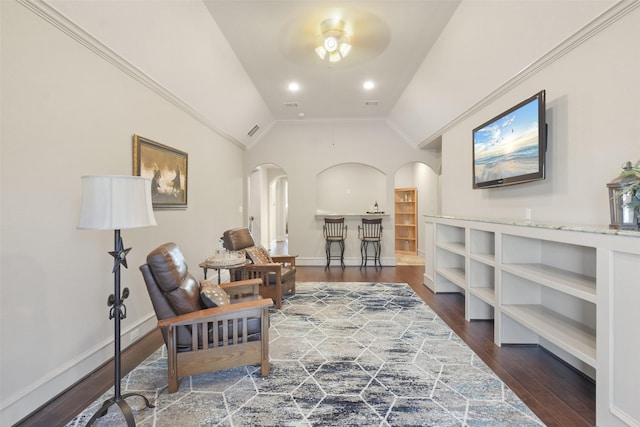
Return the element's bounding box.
[424,215,640,427]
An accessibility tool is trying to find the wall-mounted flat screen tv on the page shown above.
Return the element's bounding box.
[472,90,546,189]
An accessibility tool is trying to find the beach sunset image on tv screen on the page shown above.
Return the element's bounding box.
[473,96,541,185]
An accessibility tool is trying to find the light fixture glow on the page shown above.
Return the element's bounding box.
[324,36,338,53]
[363,80,375,90]
[316,18,351,63]
[288,82,300,92]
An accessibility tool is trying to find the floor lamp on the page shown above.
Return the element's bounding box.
[78,175,157,426]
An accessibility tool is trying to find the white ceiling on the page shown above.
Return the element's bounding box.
[203,1,460,123]
[40,0,614,149]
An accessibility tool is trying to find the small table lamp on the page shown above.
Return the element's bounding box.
[78,175,157,426]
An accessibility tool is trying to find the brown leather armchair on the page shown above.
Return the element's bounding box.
[140,242,273,393]
[222,227,296,309]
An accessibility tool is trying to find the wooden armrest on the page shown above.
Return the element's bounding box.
[246,263,282,272]
[219,278,261,296]
[157,298,274,328]
[271,255,297,266]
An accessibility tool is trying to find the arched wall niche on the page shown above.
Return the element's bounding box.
[316,163,387,214]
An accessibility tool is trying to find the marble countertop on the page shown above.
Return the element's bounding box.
[315,212,390,218]
[424,214,640,238]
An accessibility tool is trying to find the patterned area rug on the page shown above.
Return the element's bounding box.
[67,282,544,426]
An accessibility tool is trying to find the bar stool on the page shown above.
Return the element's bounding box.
[323,218,347,269]
[358,218,382,269]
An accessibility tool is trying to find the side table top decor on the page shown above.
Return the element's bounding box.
[199,250,246,283]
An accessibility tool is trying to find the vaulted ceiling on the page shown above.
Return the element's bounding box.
[41,0,614,149]
[44,0,461,147]
[203,1,460,123]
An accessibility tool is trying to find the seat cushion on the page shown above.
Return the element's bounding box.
[200,281,231,308]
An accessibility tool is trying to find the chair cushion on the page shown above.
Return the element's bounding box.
[146,242,203,315]
[246,246,273,264]
[200,281,231,308]
[222,228,255,251]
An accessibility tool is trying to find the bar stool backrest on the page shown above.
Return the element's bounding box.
[359,218,383,241]
[323,217,347,240]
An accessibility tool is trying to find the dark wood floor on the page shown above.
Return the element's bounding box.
[20,264,595,427]
[298,265,596,427]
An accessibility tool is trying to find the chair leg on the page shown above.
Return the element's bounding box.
[325,240,331,269]
[325,239,346,269]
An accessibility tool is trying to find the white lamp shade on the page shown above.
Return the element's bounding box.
[78,175,157,230]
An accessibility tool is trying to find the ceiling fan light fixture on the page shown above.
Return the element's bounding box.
[324,36,338,53]
[316,18,351,62]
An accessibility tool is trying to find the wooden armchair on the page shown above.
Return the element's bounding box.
[222,227,296,309]
[140,242,273,393]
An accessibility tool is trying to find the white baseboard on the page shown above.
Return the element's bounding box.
[1,314,157,426]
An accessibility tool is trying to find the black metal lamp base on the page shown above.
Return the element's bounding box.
[85,230,155,426]
[86,393,155,426]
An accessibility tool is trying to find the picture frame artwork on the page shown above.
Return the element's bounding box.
[133,134,188,208]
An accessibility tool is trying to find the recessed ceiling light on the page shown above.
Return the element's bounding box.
[288,82,300,92]
[363,80,375,90]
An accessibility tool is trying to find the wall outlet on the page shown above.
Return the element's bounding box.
[129,327,140,342]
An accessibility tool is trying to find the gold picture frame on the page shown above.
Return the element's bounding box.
[133,134,188,209]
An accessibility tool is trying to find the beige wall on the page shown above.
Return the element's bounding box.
[0,2,245,424]
[2,0,639,424]
[244,120,440,264]
[438,3,640,225]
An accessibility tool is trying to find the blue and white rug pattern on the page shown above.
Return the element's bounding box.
[67,282,544,426]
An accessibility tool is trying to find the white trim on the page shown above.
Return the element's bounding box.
[0,314,156,413]
[17,0,247,150]
[419,0,640,149]
[610,406,640,427]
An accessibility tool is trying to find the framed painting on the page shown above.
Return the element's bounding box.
[133,134,188,209]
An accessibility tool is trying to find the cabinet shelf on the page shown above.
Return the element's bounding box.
[436,241,465,255]
[502,304,596,367]
[503,263,596,303]
[470,252,496,265]
[435,267,465,286]
[470,287,495,306]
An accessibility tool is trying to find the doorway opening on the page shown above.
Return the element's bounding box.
[248,164,288,252]
[394,162,440,265]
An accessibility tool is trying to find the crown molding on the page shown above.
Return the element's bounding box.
[419,0,640,150]
[17,0,247,150]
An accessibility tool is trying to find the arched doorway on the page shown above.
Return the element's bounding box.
[248,164,288,249]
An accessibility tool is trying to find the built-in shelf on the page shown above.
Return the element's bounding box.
[501,304,596,367]
[395,188,417,255]
[423,214,640,427]
[502,263,596,303]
